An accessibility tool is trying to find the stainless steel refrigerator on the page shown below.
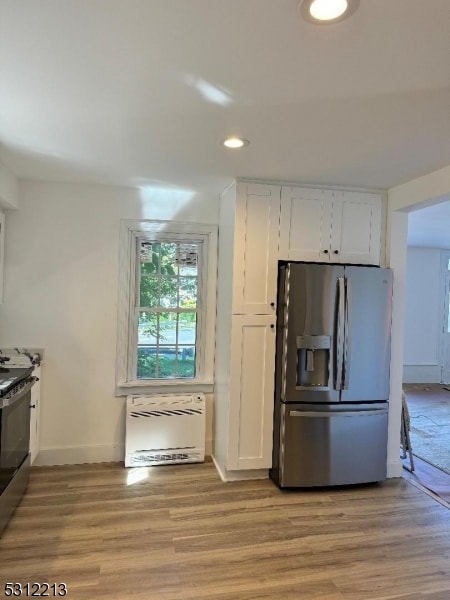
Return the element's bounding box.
[270,262,393,488]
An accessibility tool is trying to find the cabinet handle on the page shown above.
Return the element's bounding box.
[333,250,339,254]
[270,324,275,329]
[323,249,329,254]
[270,302,275,307]
[30,404,36,409]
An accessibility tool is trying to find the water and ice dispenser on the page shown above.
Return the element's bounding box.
[296,335,331,389]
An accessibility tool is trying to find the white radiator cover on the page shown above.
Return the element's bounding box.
[125,394,206,467]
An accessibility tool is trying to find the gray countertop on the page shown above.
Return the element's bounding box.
[0,348,44,367]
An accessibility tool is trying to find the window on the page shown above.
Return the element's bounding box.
[137,240,200,379]
[116,220,217,395]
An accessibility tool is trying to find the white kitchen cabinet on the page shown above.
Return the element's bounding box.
[214,182,280,479]
[29,365,41,465]
[279,187,333,262]
[231,182,281,314]
[280,187,383,265]
[227,315,276,470]
[214,179,385,481]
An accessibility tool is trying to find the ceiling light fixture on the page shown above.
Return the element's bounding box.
[222,136,250,149]
[299,0,359,24]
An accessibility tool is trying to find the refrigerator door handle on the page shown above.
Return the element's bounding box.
[342,276,352,390]
[334,277,345,390]
[289,409,389,418]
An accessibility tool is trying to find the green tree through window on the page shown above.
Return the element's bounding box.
[137,240,199,379]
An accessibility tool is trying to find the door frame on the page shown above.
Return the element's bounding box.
[387,165,450,479]
[440,250,450,383]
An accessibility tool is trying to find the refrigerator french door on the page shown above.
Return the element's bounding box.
[270,262,393,488]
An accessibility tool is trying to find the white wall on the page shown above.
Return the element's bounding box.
[403,247,442,382]
[0,180,218,465]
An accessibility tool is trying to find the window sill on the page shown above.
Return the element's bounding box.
[115,379,214,397]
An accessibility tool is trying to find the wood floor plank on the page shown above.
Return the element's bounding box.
[0,461,449,599]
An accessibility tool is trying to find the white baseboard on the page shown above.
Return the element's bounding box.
[212,455,269,482]
[35,438,213,467]
[403,365,441,383]
[387,458,403,479]
[442,369,450,384]
[34,444,125,466]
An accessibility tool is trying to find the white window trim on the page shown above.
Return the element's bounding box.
[116,219,217,396]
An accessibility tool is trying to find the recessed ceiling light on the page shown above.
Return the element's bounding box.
[222,137,250,149]
[299,0,359,24]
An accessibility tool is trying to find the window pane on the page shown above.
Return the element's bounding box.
[135,239,201,380]
[137,347,158,378]
[177,346,196,378]
[155,347,178,379]
[179,265,198,277]
[140,242,154,263]
[175,244,198,270]
[179,277,197,308]
[140,242,179,274]
[137,346,196,379]
[159,312,177,344]
[139,276,159,308]
[137,346,178,379]
[179,314,197,345]
[159,276,178,308]
[140,242,161,273]
[138,313,158,345]
[137,312,197,379]
[160,243,177,275]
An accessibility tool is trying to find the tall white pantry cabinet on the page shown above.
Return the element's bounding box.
[213,181,384,480]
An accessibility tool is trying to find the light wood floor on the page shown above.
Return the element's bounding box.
[1,460,450,600]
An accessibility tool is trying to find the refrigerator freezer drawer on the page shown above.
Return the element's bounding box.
[277,405,388,487]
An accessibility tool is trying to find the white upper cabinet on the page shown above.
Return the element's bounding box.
[280,187,333,262]
[279,187,383,265]
[331,190,382,265]
[232,183,281,314]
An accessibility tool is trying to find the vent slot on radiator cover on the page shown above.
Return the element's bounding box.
[125,394,206,467]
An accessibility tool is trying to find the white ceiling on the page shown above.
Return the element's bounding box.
[0,1,449,211]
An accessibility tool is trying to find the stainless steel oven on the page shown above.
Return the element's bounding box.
[0,368,36,535]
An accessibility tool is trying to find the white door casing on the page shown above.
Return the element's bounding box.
[440,251,450,383]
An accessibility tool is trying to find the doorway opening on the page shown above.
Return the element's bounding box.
[401,205,450,501]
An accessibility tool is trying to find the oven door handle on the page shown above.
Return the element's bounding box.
[0,377,37,409]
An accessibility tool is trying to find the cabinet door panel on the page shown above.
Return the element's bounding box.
[29,365,41,465]
[280,187,333,262]
[233,185,280,314]
[332,191,382,265]
[228,315,276,470]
